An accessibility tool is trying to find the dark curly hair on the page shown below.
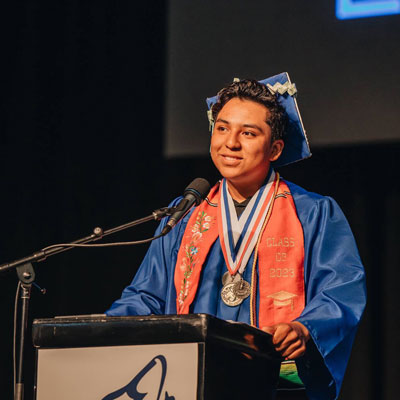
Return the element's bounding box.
[211,79,287,142]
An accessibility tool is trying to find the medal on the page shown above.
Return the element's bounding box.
[233,279,251,299]
[221,282,243,306]
[219,171,277,308]
[221,271,241,286]
[221,272,250,306]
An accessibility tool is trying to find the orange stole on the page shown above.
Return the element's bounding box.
[174,180,305,327]
[174,183,220,314]
[257,182,305,328]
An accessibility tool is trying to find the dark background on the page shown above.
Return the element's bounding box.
[164,0,400,156]
[1,1,399,399]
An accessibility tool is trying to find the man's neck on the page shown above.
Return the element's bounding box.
[226,172,271,202]
[226,181,261,202]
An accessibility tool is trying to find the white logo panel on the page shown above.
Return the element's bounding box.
[36,343,198,400]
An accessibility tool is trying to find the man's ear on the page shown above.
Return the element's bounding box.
[269,140,284,162]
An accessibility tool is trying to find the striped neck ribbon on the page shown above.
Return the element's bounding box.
[219,169,276,276]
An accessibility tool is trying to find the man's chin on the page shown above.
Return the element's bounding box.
[220,175,247,187]
[218,172,243,182]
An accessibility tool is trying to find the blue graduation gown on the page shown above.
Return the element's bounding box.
[106,180,366,400]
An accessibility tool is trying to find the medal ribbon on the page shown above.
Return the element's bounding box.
[218,170,277,276]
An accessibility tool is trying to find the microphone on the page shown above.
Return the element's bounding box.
[161,178,210,236]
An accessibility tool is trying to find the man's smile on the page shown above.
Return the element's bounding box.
[220,154,243,163]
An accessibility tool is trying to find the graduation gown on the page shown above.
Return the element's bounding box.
[106,180,366,400]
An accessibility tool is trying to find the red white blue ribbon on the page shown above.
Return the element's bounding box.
[219,170,276,276]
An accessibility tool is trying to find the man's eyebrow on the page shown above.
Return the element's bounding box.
[243,123,263,132]
[215,118,230,124]
[215,120,263,133]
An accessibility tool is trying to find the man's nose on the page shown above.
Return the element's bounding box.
[225,131,241,149]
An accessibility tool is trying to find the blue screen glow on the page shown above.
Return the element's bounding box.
[336,0,400,19]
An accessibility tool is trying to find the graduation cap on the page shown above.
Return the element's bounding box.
[206,72,311,167]
[267,290,297,311]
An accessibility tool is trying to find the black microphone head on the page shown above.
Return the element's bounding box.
[184,178,211,206]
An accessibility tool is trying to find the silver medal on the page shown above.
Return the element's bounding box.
[221,271,241,286]
[221,282,243,306]
[233,279,251,299]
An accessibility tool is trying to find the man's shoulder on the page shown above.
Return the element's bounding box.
[282,179,340,217]
[283,179,326,202]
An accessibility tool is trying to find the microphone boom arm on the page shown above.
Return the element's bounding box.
[0,206,175,274]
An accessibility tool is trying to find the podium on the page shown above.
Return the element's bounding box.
[32,314,282,399]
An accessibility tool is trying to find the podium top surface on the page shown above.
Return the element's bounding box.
[32,313,281,361]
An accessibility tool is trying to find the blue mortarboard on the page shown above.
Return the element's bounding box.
[206,72,311,168]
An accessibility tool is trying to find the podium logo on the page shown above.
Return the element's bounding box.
[102,355,175,400]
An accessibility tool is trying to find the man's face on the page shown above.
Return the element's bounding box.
[210,98,283,191]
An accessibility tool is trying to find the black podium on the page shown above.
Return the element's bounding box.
[32,314,282,399]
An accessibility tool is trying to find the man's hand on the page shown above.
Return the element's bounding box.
[262,321,310,360]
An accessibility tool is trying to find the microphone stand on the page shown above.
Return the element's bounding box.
[0,206,174,400]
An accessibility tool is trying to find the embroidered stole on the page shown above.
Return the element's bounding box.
[174,177,305,327]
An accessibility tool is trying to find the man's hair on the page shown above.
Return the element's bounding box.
[211,79,287,142]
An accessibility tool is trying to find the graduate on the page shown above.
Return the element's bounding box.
[106,73,366,400]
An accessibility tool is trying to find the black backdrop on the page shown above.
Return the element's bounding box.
[1,2,399,399]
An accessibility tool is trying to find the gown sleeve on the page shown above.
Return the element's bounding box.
[105,198,186,316]
[288,182,366,400]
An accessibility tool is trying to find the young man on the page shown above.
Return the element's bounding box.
[106,73,366,400]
